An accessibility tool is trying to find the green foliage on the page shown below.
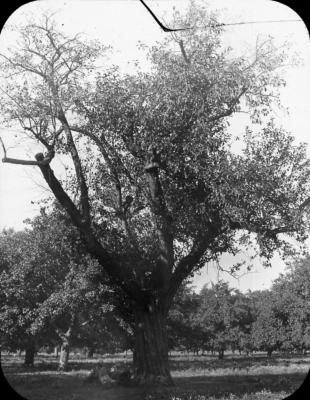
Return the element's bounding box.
[0,207,127,352]
[1,5,307,281]
[168,284,202,351]
[194,282,255,356]
[168,254,310,356]
[250,290,286,355]
[272,256,310,352]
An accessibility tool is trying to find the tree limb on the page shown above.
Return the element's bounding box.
[0,137,55,165]
[33,153,141,300]
[144,147,174,292]
[57,109,91,226]
[179,40,191,64]
[208,86,248,122]
[167,233,209,307]
[70,125,136,186]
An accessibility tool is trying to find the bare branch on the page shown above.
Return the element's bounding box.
[168,233,209,303]
[70,125,136,186]
[0,136,7,159]
[0,53,45,78]
[23,125,52,150]
[179,40,191,64]
[208,86,248,122]
[1,145,55,165]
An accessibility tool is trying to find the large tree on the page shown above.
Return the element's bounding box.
[1,4,310,384]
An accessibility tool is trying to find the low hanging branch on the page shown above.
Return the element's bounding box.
[0,136,55,166]
[0,139,142,300]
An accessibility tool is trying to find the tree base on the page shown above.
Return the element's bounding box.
[131,373,174,387]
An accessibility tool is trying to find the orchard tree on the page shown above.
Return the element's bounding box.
[167,284,203,353]
[0,229,40,365]
[75,302,133,357]
[0,208,114,369]
[235,291,257,355]
[272,256,310,354]
[1,4,310,384]
[197,282,245,359]
[251,290,286,357]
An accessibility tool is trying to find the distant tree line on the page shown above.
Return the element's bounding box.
[0,206,132,370]
[168,259,310,359]
[1,207,309,369]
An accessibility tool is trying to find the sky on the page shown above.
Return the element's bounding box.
[0,0,309,292]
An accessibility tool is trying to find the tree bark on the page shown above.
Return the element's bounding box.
[132,307,173,386]
[54,345,59,359]
[24,340,36,367]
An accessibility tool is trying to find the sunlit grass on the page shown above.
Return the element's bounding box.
[1,352,308,400]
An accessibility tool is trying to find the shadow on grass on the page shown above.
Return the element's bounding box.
[2,354,309,400]
[174,372,305,397]
[2,369,307,400]
[169,353,310,372]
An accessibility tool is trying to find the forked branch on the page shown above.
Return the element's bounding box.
[0,136,55,166]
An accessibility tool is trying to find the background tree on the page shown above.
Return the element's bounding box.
[1,3,310,384]
[272,256,310,354]
[196,282,240,359]
[0,207,115,369]
[167,283,203,353]
[227,289,256,356]
[250,290,286,357]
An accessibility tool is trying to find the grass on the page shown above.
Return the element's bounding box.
[1,351,308,400]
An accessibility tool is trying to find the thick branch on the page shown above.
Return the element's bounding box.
[2,157,47,166]
[1,137,55,165]
[69,125,140,249]
[299,197,310,211]
[208,86,247,122]
[34,154,141,300]
[228,217,301,238]
[70,125,143,250]
[144,148,174,291]
[57,110,91,226]
[179,40,191,64]
[167,234,209,307]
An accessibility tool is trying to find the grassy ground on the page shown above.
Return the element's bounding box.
[1,352,309,400]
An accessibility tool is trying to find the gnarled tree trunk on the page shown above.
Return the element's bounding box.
[59,340,70,371]
[132,307,173,386]
[57,320,75,371]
